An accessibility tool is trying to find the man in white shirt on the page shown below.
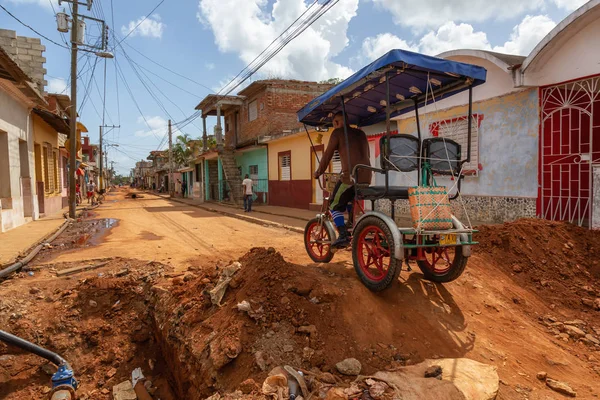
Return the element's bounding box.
[242,174,253,212]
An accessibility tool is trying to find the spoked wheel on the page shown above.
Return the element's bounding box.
[352,216,400,292]
[304,218,335,263]
[416,246,468,283]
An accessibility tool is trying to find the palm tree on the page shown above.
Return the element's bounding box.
[173,134,192,167]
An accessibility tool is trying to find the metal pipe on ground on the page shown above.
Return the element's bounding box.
[0,220,71,279]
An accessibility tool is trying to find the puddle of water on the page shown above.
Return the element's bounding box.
[103,218,118,228]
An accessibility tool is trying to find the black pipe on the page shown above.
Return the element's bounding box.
[466,86,473,164]
[0,330,67,367]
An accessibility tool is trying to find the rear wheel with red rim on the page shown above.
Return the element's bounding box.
[304,218,334,263]
[416,245,467,283]
[352,216,400,292]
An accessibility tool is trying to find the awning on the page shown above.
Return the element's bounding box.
[33,108,70,135]
[297,49,487,127]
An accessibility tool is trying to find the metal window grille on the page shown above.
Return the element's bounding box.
[249,165,259,180]
[430,116,479,175]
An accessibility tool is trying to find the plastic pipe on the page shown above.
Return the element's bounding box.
[0,330,68,367]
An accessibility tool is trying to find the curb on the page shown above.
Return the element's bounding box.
[214,202,311,223]
[151,193,305,234]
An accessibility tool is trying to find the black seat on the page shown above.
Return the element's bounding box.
[356,185,409,200]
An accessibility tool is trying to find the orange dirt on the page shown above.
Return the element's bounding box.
[1,191,600,400]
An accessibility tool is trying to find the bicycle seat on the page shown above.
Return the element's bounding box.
[356,185,410,200]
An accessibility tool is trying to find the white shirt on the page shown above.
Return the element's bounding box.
[242,178,253,195]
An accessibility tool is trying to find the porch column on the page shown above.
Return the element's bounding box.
[202,115,208,152]
[215,103,223,150]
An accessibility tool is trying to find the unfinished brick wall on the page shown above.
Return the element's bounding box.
[238,81,332,144]
[0,29,47,93]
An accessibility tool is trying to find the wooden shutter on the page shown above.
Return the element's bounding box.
[331,150,342,173]
[279,154,291,181]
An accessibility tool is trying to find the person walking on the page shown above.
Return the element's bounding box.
[242,174,253,212]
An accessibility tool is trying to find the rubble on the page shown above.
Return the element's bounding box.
[546,378,577,397]
[335,358,362,375]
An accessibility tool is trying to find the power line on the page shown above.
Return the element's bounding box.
[0,4,69,49]
[117,0,166,45]
[122,42,214,93]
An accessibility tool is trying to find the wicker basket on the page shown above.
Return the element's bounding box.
[408,186,453,230]
[323,173,340,192]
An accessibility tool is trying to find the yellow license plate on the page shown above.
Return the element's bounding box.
[439,234,457,246]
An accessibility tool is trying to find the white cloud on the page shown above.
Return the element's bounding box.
[551,0,588,10]
[197,0,357,83]
[419,22,491,55]
[47,77,67,94]
[371,0,545,28]
[134,116,168,138]
[121,14,165,39]
[493,15,556,55]
[361,33,419,62]
[205,62,215,70]
[361,13,556,61]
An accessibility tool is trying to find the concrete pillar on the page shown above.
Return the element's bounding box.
[215,103,223,149]
[202,115,208,152]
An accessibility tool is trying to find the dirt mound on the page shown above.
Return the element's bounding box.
[476,219,600,316]
[153,247,439,398]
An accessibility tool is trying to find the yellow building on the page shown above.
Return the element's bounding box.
[261,127,337,210]
[32,111,67,216]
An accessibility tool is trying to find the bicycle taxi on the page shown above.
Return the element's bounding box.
[297,49,487,291]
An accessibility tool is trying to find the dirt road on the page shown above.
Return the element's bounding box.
[1,189,599,399]
[43,189,327,270]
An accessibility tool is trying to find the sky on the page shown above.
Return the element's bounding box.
[0,0,589,175]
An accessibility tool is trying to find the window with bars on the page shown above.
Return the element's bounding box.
[44,144,55,193]
[63,157,68,188]
[249,165,259,180]
[331,150,342,173]
[429,115,481,175]
[248,100,258,122]
[53,151,59,193]
[278,152,291,181]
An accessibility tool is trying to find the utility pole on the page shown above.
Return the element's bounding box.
[168,119,174,197]
[58,0,108,217]
[68,0,79,219]
[99,124,119,190]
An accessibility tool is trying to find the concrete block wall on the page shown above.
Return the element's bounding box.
[238,81,332,143]
[0,29,47,93]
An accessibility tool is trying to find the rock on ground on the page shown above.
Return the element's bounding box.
[546,378,577,397]
[113,380,137,400]
[372,358,499,400]
[335,358,362,376]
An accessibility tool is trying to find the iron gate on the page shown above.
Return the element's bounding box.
[540,76,600,227]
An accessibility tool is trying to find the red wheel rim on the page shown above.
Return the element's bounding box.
[356,225,391,282]
[420,247,454,274]
[306,221,331,261]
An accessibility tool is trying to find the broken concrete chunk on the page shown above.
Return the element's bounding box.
[112,380,137,400]
[546,378,576,397]
[209,262,242,306]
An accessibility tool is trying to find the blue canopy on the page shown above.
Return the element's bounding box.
[297,49,487,127]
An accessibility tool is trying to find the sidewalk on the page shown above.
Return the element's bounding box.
[152,193,314,232]
[0,210,66,265]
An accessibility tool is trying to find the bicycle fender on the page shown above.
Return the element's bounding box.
[316,214,337,242]
[451,215,471,257]
[355,211,403,261]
